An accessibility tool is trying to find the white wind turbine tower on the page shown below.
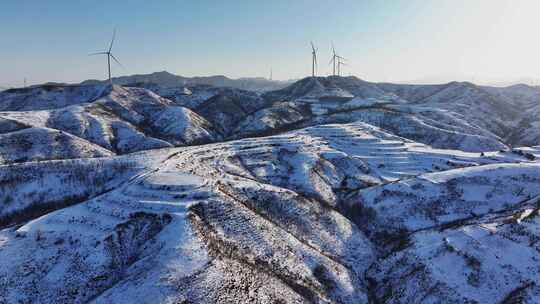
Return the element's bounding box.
[89,29,124,84]
[311,42,318,77]
[330,43,347,76]
[337,56,347,76]
[329,43,338,76]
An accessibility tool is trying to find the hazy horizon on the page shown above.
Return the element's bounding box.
[2,0,540,87]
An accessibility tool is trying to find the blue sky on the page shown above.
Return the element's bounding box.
[1,0,539,86]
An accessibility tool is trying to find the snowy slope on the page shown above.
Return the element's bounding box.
[0,127,113,164]
[233,80,508,152]
[0,155,149,228]
[350,163,540,236]
[413,82,520,136]
[0,85,107,111]
[381,81,540,146]
[194,88,268,136]
[1,120,539,303]
[0,85,218,157]
[263,76,383,103]
[134,83,267,110]
[365,183,540,303]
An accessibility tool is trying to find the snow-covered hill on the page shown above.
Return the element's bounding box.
[0,122,538,303]
[484,84,540,146]
[0,127,113,164]
[361,163,540,303]
[381,81,540,147]
[0,85,219,160]
[1,75,540,303]
[241,77,507,152]
[0,84,107,111]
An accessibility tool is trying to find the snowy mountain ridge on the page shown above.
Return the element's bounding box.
[80,71,294,92]
[0,75,540,303]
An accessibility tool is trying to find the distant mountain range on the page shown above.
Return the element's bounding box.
[400,74,540,87]
[80,71,294,91]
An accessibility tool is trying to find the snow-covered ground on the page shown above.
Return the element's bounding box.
[1,76,540,303]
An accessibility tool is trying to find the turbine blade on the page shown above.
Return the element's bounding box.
[110,53,125,69]
[108,28,116,52]
[311,41,316,52]
[89,51,108,56]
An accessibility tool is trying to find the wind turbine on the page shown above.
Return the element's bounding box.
[330,43,349,76]
[311,42,318,77]
[329,43,338,76]
[89,29,123,84]
[337,56,347,76]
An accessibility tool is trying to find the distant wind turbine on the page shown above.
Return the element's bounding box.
[311,42,318,77]
[89,29,124,84]
[337,56,347,76]
[329,43,338,76]
[337,60,345,76]
[330,43,347,76]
